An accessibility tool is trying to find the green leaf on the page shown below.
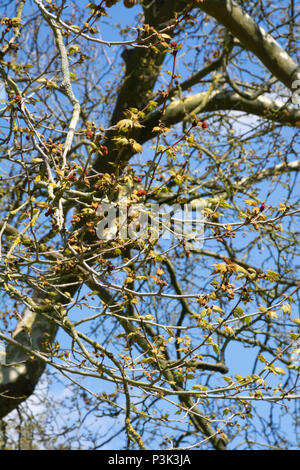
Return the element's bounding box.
[274,367,286,375]
[282,303,291,315]
[257,354,266,363]
[265,270,281,282]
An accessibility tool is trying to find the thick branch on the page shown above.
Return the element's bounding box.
[95,89,300,174]
[193,0,300,90]
[142,90,300,140]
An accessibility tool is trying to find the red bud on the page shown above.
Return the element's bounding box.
[259,203,266,212]
[100,145,109,156]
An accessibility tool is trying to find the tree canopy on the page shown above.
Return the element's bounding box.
[0,0,299,450]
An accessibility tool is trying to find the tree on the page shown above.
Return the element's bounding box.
[0,0,299,450]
